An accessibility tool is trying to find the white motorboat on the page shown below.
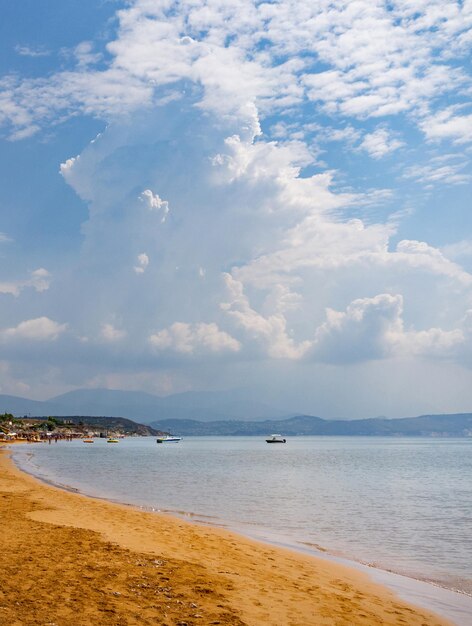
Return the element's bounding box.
[156,435,182,443]
[266,434,286,443]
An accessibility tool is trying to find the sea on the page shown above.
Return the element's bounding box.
[12,436,472,623]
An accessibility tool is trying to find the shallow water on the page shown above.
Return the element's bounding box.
[13,436,472,597]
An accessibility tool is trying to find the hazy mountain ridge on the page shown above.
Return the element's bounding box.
[0,394,55,415]
[0,389,289,423]
[151,413,472,437]
[2,390,472,436]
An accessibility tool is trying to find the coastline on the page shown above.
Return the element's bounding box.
[0,445,454,626]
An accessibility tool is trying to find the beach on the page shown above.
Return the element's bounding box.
[0,446,453,626]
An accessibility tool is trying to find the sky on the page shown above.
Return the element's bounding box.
[1,0,472,418]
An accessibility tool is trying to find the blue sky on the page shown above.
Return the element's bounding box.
[1,0,472,417]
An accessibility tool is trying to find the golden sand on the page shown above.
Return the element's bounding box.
[0,447,452,625]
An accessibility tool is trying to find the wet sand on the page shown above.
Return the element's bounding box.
[0,446,453,625]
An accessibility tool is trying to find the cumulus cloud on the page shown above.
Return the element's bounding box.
[302,295,467,365]
[421,108,472,144]
[311,294,404,364]
[134,252,149,274]
[0,268,50,297]
[1,317,67,341]
[221,282,470,366]
[101,323,127,342]
[358,127,404,159]
[0,0,472,410]
[139,189,169,222]
[395,240,472,285]
[29,268,50,291]
[149,322,240,355]
[401,327,464,358]
[221,274,310,359]
[222,288,405,364]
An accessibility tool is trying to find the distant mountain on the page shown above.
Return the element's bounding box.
[152,413,472,437]
[0,388,288,423]
[3,389,472,436]
[0,394,55,416]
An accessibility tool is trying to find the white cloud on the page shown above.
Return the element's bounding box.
[359,127,404,159]
[2,282,22,297]
[73,41,102,69]
[1,0,472,412]
[395,240,472,285]
[403,158,471,186]
[221,282,470,365]
[1,1,471,141]
[15,45,50,58]
[7,125,41,141]
[221,274,310,359]
[231,215,394,290]
[139,189,169,222]
[0,268,51,297]
[317,125,361,145]
[2,317,67,341]
[309,295,466,364]
[29,268,50,291]
[134,252,149,274]
[312,294,404,364]
[101,323,127,342]
[49,78,472,376]
[211,133,353,213]
[149,321,240,355]
[401,327,464,358]
[0,68,153,140]
[421,108,472,144]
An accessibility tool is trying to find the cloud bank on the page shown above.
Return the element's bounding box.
[0,0,471,416]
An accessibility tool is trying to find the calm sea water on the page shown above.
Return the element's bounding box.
[13,436,472,596]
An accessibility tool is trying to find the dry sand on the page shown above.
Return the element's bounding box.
[0,446,453,626]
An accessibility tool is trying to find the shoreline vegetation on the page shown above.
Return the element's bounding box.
[0,412,159,442]
[0,445,452,626]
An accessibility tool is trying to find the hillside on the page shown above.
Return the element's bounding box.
[0,413,159,440]
[54,416,159,436]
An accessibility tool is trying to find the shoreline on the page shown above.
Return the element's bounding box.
[0,445,457,626]
[11,439,472,624]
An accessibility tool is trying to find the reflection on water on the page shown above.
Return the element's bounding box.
[13,436,472,595]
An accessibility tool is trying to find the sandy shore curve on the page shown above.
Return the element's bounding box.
[0,446,453,625]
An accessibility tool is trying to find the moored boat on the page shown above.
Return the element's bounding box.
[156,435,182,443]
[83,438,94,444]
[107,438,119,443]
[266,434,286,443]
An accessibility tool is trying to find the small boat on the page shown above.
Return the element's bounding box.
[107,438,119,443]
[266,434,286,443]
[83,438,94,444]
[156,435,182,443]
